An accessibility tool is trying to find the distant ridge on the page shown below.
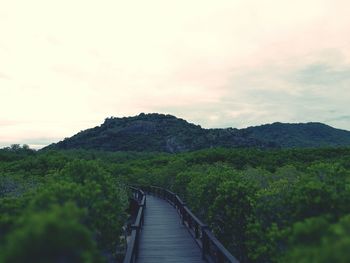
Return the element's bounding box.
[44,113,350,153]
[242,122,350,148]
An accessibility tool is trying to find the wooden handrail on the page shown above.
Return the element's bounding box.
[123,188,146,263]
[143,185,239,263]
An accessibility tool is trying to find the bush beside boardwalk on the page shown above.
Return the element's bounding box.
[0,147,128,263]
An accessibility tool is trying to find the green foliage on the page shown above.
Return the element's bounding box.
[2,145,350,262]
[100,147,350,263]
[0,203,103,263]
[282,215,350,263]
[0,144,35,162]
[0,150,128,262]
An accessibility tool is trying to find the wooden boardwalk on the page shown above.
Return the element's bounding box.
[137,195,206,263]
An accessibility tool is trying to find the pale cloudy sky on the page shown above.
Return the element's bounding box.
[1,0,350,148]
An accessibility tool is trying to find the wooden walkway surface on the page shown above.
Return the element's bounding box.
[137,195,206,263]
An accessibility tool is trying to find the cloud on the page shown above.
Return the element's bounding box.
[0,120,17,126]
[175,52,350,129]
[1,0,350,147]
[0,72,11,80]
[293,63,350,86]
[0,140,56,150]
[326,115,350,122]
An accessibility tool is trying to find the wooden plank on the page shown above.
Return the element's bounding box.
[137,195,206,263]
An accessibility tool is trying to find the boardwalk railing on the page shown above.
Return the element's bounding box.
[143,186,239,263]
[123,187,146,263]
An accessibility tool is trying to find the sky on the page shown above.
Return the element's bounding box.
[1,0,350,149]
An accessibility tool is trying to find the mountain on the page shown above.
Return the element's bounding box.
[241,122,350,148]
[44,113,350,153]
[44,113,272,153]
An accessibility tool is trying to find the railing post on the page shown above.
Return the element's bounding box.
[201,226,209,260]
[181,203,186,225]
[131,225,139,258]
[188,214,192,229]
[218,250,225,263]
[140,202,145,226]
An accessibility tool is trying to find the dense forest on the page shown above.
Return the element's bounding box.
[1,144,350,262]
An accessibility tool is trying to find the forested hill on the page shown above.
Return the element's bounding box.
[242,122,350,148]
[45,113,270,152]
[44,113,350,152]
